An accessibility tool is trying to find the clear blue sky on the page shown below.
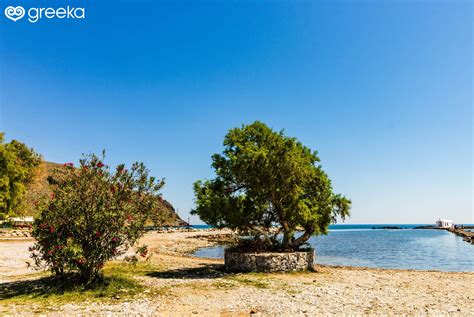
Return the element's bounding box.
[1,0,472,224]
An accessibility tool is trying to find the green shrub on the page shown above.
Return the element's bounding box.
[0,133,41,216]
[192,121,351,251]
[30,152,164,284]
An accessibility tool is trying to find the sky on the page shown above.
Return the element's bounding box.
[0,0,472,224]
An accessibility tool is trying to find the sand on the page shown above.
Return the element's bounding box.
[0,230,473,315]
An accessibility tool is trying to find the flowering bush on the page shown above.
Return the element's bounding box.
[30,153,164,283]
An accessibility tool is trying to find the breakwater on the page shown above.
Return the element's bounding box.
[449,228,474,245]
[413,225,474,245]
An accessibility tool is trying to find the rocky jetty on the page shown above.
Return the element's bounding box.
[449,228,474,245]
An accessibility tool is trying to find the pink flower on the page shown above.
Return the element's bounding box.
[112,237,119,242]
[49,226,56,233]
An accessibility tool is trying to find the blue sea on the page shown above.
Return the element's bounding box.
[192,224,474,272]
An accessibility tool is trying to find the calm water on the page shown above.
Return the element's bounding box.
[192,226,474,272]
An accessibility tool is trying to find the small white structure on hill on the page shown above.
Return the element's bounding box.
[436,219,454,228]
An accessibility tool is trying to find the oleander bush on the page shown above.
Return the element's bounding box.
[192,121,351,252]
[30,152,164,284]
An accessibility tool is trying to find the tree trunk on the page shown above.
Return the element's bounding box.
[80,265,98,285]
[289,228,314,249]
[281,220,293,250]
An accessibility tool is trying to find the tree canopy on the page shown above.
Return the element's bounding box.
[0,133,41,218]
[192,121,351,251]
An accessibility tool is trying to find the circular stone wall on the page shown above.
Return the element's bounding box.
[224,250,314,273]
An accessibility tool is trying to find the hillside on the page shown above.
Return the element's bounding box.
[22,161,188,226]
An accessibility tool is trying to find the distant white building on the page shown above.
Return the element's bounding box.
[9,217,34,227]
[436,219,455,228]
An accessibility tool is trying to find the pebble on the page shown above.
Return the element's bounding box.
[2,229,473,315]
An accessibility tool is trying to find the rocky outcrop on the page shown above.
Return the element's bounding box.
[152,198,188,227]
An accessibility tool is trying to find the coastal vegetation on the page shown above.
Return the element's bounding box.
[0,133,41,219]
[29,153,165,284]
[2,230,472,315]
[192,121,351,252]
[0,133,186,226]
[14,161,185,226]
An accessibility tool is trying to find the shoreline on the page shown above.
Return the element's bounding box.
[188,232,474,274]
[1,228,472,274]
[1,229,473,315]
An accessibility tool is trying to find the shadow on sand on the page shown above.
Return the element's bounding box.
[0,275,76,300]
[0,273,131,301]
[1,264,229,301]
[146,263,227,279]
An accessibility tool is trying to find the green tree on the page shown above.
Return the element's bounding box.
[192,121,351,251]
[30,153,164,284]
[0,133,41,216]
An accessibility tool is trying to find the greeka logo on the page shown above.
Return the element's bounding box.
[4,6,25,21]
[4,5,85,23]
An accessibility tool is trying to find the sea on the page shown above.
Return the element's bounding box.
[191,224,474,272]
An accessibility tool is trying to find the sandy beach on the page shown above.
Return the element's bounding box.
[1,230,473,315]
